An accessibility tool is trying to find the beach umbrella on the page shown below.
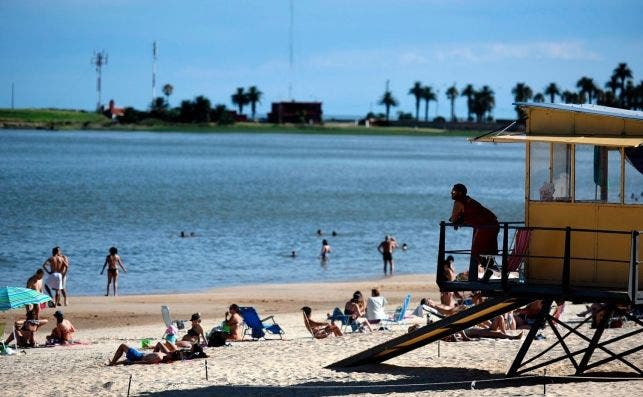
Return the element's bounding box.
[0,286,52,350]
[0,287,52,311]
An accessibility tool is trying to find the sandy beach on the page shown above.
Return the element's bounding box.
[1,274,641,396]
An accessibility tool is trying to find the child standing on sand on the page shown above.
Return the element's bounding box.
[100,247,127,296]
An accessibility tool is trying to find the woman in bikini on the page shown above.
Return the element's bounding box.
[302,306,342,339]
[176,313,207,347]
[100,247,127,296]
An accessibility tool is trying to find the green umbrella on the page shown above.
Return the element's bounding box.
[0,286,52,351]
[0,287,52,311]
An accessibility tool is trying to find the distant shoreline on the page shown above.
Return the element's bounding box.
[0,108,484,137]
[1,120,482,137]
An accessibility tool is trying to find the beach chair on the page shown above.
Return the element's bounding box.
[160,305,187,337]
[328,307,359,333]
[382,294,412,329]
[481,228,531,281]
[239,307,284,340]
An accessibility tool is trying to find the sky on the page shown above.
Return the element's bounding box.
[1,0,642,119]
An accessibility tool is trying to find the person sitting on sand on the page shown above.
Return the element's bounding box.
[46,310,76,344]
[353,290,366,313]
[4,311,49,348]
[366,288,388,325]
[224,304,243,341]
[344,292,373,332]
[302,306,343,339]
[176,312,207,347]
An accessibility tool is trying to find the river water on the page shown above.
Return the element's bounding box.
[0,129,524,295]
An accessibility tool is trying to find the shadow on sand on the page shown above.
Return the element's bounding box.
[138,364,637,397]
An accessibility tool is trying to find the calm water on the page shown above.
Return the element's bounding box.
[0,130,524,295]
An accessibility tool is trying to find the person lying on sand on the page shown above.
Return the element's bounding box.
[425,299,523,341]
[108,343,169,365]
[302,306,343,339]
[152,341,208,359]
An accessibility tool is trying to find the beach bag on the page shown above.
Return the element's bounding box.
[208,330,228,347]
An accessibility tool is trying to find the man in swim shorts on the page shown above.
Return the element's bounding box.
[42,246,69,306]
[108,343,168,365]
[378,235,397,275]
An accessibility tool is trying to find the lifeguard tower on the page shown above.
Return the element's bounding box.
[329,103,642,376]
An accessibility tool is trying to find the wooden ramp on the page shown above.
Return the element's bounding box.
[328,297,533,368]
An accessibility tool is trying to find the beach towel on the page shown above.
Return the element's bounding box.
[46,273,63,290]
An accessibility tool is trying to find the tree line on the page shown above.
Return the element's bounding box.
[373,62,641,123]
[116,84,263,125]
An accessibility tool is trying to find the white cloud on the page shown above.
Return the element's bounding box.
[436,41,601,63]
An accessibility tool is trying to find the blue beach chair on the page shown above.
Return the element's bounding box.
[239,307,284,340]
[327,307,356,333]
[382,294,412,329]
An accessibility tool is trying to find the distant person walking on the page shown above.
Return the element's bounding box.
[449,183,499,281]
[378,235,397,275]
[100,246,127,296]
[320,239,331,261]
[42,246,69,306]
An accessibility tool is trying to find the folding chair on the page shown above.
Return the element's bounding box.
[382,294,412,329]
[160,305,187,338]
[239,307,284,340]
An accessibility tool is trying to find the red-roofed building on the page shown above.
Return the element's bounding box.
[108,99,124,119]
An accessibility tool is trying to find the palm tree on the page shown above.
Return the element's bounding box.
[246,86,263,120]
[533,93,545,103]
[461,84,475,121]
[149,97,168,119]
[612,62,633,104]
[562,90,580,104]
[378,90,398,122]
[408,81,423,121]
[445,85,459,122]
[193,95,212,123]
[420,86,436,122]
[576,76,597,104]
[605,76,620,96]
[624,80,636,109]
[512,83,533,118]
[162,83,174,105]
[479,85,495,121]
[544,82,560,103]
[231,87,249,115]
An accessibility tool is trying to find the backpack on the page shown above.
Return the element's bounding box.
[207,330,228,347]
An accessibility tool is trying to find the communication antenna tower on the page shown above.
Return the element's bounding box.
[288,0,294,99]
[91,50,108,111]
[152,41,157,100]
[11,82,15,109]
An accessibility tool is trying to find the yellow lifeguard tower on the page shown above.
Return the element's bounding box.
[479,102,642,300]
[330,103,642,377]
